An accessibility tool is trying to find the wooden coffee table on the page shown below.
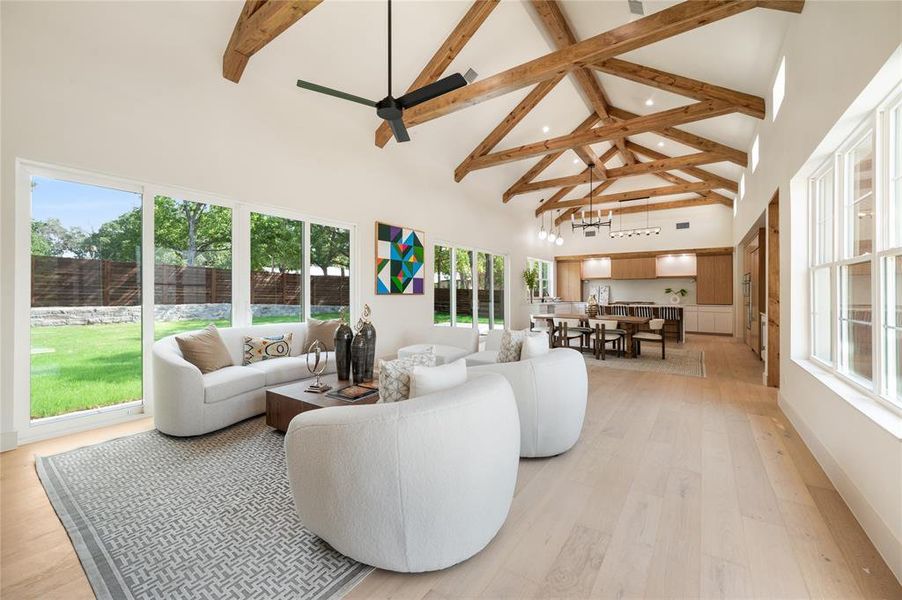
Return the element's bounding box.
[265,373,379,432]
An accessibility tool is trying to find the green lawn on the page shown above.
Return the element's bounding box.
[29,314,338,419]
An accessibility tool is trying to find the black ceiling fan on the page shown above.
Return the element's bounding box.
[295,0,477,143]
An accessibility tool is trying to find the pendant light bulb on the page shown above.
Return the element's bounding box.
[555,236,564,246]
[538,228,547,240]
[548,231,557,243]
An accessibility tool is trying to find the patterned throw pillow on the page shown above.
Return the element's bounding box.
[243,333,293,365]
[378,352,437,403]
[497,329,530,363]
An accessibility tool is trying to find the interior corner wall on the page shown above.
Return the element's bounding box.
[731,0,902,581]
[0,1,554,449]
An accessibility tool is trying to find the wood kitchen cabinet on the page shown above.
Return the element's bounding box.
[555,261,582,301]
[696,254,733,305]
[610,257,656,280]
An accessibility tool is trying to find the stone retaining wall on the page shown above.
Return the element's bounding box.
[31,304,345,327]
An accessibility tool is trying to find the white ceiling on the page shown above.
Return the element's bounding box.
[232,0,793,215]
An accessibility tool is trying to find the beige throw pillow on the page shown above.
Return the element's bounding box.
[175,324,233,374]
[306,318,340,352]
[497,329,529,363]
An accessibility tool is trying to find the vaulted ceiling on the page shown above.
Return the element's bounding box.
[222,0,801,224]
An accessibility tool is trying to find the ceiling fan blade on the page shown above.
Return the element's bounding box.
[387,118,410,143]
[296,80,377,108]
[397,73,468,109]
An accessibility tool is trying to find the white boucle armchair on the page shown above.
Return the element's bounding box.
[469,347,587,458]
[284,373,520,573]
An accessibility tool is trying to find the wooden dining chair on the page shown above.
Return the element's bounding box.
[553,317,584,349]
[588,318,624,360]
[632,318,666,359]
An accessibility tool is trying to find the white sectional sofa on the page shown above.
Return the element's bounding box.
[284,373,520,572]
[470,347,587,458]
[152,322,334,437]
[397,326,479,365]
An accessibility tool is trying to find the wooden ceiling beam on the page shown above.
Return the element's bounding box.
[626,140,739,192]
[223,0,323,83]
[593,57,766,119]
[470,100,734,171]
[374,0,499,147]
[610,106,747,166]
[501,114,599,202]
[561,196,728,223]
[530,0,637,166]
[537,181,714,214]
[455,74,564,182]
[397,0,766,131]
[510,151,724,196]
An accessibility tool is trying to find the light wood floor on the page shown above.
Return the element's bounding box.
[2,336,899,599]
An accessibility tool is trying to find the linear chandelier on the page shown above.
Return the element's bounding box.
[610,198,661,238]
[570,162,612,238]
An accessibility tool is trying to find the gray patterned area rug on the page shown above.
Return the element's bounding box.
[583,346,706,378]
[36,417,373,600]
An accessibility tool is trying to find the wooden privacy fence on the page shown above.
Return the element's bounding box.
[31,256,349,307]
[434,288,505,316]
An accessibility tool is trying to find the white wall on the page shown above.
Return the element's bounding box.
[554,202,732,257]
[733,0,902,580]
[0,1,555,447]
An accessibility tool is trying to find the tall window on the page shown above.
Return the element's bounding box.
[30,176,144,420]
[808,87,902,407]
[154,196,232,338]
[528,258,553,298]
[309,223,351,320]
[772,56,786,121]
[250,212,303,324]
[435,244,506,330]
[434,245,452,325]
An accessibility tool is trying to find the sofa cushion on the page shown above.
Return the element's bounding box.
[379,353,436,402]
[497,330,529,363]
[176,324,234,374]
[465,350,499,367]
[305,318,340,352]
[203,366,265,404]
[243,333,293,365]
[398,343,470,366]
[248,353,337,386]
[409,359,467,399]
[520,333,550,360]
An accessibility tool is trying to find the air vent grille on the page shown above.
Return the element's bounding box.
[676,222,690,230]
[628,0,645,16]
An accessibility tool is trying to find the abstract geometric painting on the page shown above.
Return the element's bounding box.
[375,222,425,295]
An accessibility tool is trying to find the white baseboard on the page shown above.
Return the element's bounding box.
[0,430,18,452]
[778,392,902,584]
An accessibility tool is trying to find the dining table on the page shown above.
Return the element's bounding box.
[531,313,651,359]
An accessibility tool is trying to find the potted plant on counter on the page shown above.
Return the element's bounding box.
[665,287,688,305]
[523,266,539,303]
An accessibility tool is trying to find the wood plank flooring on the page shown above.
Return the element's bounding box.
[1,335,899,599]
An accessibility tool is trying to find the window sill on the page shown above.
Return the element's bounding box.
[792,358,902,440]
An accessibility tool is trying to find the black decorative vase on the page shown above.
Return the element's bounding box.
[333,323,353,381]
[351,333,368,384]
[360,322,376,381]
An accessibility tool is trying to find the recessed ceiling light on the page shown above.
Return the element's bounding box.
[542,125,550,133]
[645,98,654,107]
[657,141,665,148]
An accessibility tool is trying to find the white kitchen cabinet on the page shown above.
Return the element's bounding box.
[685,305,733,335]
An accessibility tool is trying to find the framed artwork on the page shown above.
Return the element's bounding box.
[375,222,425,295]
